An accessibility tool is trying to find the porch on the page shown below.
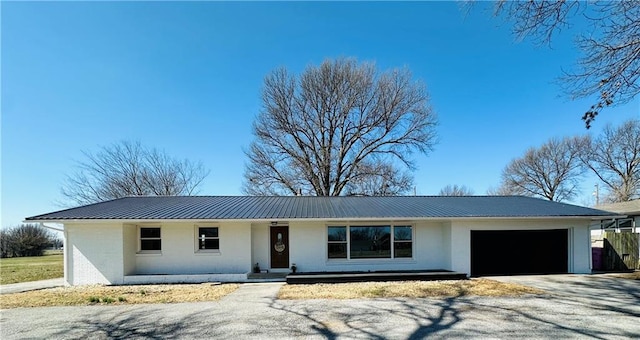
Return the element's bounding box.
[286,270,468,284]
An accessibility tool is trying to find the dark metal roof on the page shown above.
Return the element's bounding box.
[25,196,618,221]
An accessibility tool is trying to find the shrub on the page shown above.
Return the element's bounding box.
[0,224,56,258]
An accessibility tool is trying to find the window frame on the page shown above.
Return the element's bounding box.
[393,225,413,258]
[326,224,414,261]
[138,226,162,254]
[327,226,348,259]
[194,225,220,253]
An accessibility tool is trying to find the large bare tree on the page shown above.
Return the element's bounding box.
[485,184,518,196]
[499,136,587,201]
[343,161,413,196]
[61,141,209,206]
[243,58,438,196]
[493,1,640,128]
[580,119,640,202]
[439,184,474,196]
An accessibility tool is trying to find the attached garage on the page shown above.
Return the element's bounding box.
[470,229,569,276]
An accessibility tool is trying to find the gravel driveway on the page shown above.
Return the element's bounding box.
[2,275,639,339]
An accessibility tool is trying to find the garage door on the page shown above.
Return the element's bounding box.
[470,229,568,276]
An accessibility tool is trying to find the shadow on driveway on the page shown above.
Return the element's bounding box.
[2,275,639,339]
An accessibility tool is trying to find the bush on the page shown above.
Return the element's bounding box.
[0,224,56,258]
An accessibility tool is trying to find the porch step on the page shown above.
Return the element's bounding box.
[286,270,468,284]
[247,272,289,280]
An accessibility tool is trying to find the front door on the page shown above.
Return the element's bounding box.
[270,226,289,269]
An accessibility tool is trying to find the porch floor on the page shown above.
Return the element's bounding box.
[286,270,468,284]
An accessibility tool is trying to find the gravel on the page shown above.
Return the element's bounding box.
[1,275,639,339]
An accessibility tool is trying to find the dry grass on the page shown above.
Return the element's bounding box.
[0,254,63,285]
[614,271,640,280]
[278,279,545,300]
[0,283,238,309]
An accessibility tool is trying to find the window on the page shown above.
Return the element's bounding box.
[197,227,219,251]
[140,227,161,251]
[618,218,633,229]
[327,225,413,260]
[350,226,391,259]
[328,226,347,258]
[394,226,413,258]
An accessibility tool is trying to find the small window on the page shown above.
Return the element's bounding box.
[394,226,413,258]
[328,226,347,258]
[140,227,161,251]
[197,227,219,251]
[618,218,633,229]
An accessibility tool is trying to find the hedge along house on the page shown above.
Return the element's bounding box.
[25,196,618,286]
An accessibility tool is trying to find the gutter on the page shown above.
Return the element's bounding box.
[38,222,64,232]
[25,215,627,225]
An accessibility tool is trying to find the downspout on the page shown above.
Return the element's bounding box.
[40,223,69,286]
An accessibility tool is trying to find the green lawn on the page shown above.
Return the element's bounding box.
[0,253,63,285]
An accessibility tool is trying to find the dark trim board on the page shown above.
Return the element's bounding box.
[470,229,569,276]
[286,270,468,284]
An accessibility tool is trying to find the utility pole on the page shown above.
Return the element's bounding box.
[593,184,599,206]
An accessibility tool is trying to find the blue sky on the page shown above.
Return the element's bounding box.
[2,1,639,228]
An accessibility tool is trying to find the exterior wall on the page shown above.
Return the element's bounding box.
[287,220,448,273]
[123,273,246,284]
[133,222,252,275]
[251,223,270,270]
[122,225,137,276]
[64,217,595,285]
[65,223,125,285]
[441,222,452,270]
[573,224,591,272]
[449,219,593,275]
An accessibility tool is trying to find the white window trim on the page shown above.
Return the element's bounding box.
[327,226,348,259]
[137,226,162,255]
[326,224,415,261]
[194,225,221,254]
[392,225,414,259]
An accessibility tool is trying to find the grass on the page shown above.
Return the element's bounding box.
[0,283,239,309]
[0,253,63,285]
[278,278,545,299]
[614,271,640,280]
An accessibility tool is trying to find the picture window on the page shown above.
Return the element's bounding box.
[327,225,413,260]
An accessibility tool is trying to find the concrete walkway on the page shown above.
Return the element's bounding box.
[0,278,65,294]
[220,282,284,304]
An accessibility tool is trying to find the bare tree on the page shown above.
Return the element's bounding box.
[493,1,640,128]
[486,184,518,196]
[580,119,640,202]
[61,141,209,206]
[1,224,54,258]
[499,136,587,201]
[344,161,413,196]
[438,184,474,196]
[243,58,438,196]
